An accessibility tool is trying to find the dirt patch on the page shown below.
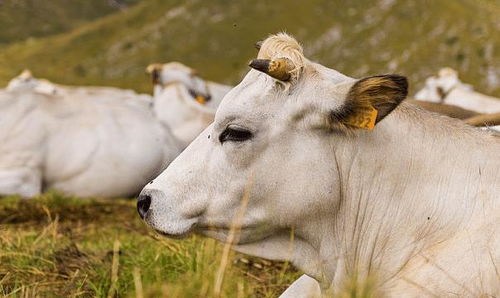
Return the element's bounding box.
[53,243,91,277]
[0,196,136,225]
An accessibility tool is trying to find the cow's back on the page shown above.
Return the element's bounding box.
[0,90,177,198]
[42,93,175,198]
[0,91,48,169]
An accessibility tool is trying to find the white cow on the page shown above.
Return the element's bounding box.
[415,67,500,114]
[6,70,58,94]
[0,89,180,198]
[146,62,232,148]
[138,34,500,297]
[6,70,153,109]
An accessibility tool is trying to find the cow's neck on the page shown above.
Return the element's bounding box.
[301,104,500,291]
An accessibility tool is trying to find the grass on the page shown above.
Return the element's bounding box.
[0,192,301,297]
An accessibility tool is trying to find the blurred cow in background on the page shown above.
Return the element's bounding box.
[146,62,232,148]
[415,67,500,114]
[7,70,58,95]
[7,70,153,109]
[0,89,180,198]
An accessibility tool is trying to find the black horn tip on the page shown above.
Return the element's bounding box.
[254,40,263,50]
[249,59,271,73]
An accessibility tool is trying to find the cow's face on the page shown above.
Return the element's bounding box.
[7,70,57,95]
[6,70,37,92]
[414,68,471,103]
[138,34,407,252]
[147,62,211,104]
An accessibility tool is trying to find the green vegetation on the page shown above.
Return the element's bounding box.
[0,0,499,95]
[0,0,139,45]
[0,192,300,297]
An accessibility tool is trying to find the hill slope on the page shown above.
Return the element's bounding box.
[0,0,498,95]
[0,0,139,45]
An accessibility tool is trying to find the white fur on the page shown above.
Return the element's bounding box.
[151,62,232,148]
[415,67,500,114]
[0,89,180,198]
[6,70,153,108]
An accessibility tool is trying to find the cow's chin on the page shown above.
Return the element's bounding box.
[145,216,198,239]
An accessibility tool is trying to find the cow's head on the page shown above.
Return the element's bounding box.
[6,70,57,95]
[7,70,36,91]
[414,67,472,103]
[138,33,407,262]
[146,62,211,104]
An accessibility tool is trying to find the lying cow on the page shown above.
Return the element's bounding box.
[6,70,153,109]
[138,34,500,297]
[0,89,180,198]
[6,69,58,94]
[415,67,500,114]
[146,62,232,148]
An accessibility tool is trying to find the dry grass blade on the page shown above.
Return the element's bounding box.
[0,252,56,267]
[213,175,253,297]
[133,267,144,298]
[107,239,120,298]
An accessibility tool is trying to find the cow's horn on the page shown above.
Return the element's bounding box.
[146,63,162,74]
[254,40,263,50]
[248,58,294,81]
[145,64,163,85]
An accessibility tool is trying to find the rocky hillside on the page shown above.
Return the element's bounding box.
[0,0,498,95]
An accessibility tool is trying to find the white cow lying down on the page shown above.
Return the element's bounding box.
[7,69,153,109]
[0,89,180,198]
[138,34,500,297]
[415,67,500,114]
[146,62,232,149]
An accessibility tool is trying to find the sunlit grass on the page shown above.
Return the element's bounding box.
[0,192,300,297]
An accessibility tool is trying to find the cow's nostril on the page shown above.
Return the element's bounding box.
[137,194,152,219]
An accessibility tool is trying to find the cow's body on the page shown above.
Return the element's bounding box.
[138,34,500,296]
[0,90,180,198]
[7,70,153,109]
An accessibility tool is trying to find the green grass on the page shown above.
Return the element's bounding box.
[0,192,301,297]
[0,0,498,96]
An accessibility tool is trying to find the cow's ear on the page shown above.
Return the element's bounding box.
[332,75,408,130]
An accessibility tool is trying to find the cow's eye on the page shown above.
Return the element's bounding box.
[219,126,253,143]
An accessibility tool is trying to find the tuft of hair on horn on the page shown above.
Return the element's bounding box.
[19,69,33,79]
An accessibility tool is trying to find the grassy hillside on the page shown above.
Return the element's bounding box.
[0,0,140,45]
[0,0,498,96]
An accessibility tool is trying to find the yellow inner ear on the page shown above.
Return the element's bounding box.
[343,105,378,130]
[195,95,207,105]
